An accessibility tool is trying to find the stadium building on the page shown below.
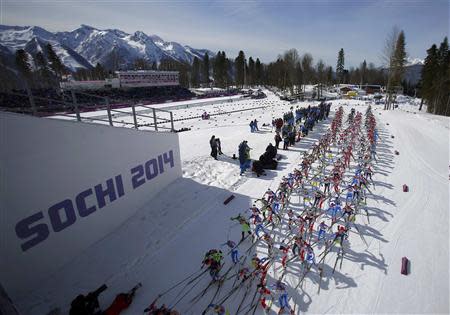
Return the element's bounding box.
[61,70,179,90]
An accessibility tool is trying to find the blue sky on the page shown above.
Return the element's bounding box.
[1,0,448,67]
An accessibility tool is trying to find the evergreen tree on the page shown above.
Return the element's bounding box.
[283,49,300,93]
[336,48,345,83]
[392,31,407,88]
[421,44,438,113]
[134,58,149,70]
[295,62,303,92]
[384,29,406,109]
[34,51,53,87]
[45,43,65,78]
[218,51,225,87]
[191,56,200,88]
[435,37,449,115]
[349,67,361,84]
[301,53,313,86]
[316,59,325,84]
[255,58,262,85]
[159,59,177,71]
[248,57,255,86]
[421,37,450,115]
[360,60,367,85]
[226,57,234,86]
[235,50,246,88]
[213,52,220,86]
[326,66,333,85]
[0,58,19,92]
[178,62,190,88]
[202,53,210,85]
[74,68,89,81]
[94,63,107,80]
[213,51,227,88]
[15,49,32,86]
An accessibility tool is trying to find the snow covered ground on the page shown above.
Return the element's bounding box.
[16,91,449,314]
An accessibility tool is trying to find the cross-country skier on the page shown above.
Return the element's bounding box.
[323,176,331,195]
[287,209,294,231]
[263,234,274,257]
[202,249,223,281]
[271,281,293,314]
[305,245,316,267]
[255,221,268,238]
[144,296,180,315]
[223,240,239,264]
[317,221,328,241]
[264,188,276,203]
[259,285,273,311]
[343,204,354,221]
[238,267,251,282]
[251,254,269,270]
[345,185,354,203]
[313,190,324,207]
[206,304,230,315]
[231,214,252,241]
[334,226,348,246]
[279,243,290,268]
[292,236,304,256]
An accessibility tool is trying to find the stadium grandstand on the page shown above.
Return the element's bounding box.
[0,70,242,118]
[60,70,180,90]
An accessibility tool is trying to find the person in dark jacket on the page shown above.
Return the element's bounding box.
[289,128,296,146]
[239,141,251,175]
[283,134,289,150]
[274,132,282,149]
[259,153,278,170]
[215,138,223,155]
[252,160,265,177]
[249,121,255,132]
[210,135,218,160]
[266,143,277,160]
[253,119,259,131]
[70,285,107,315]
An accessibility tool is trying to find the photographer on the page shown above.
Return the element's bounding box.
[70,285,107,315]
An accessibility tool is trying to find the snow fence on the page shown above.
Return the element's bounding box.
[0,111,182,302]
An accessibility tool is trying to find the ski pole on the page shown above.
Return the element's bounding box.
[159,267,203,297]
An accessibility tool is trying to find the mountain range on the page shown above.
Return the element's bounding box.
[0,24,214,71]
[0,24,424,85]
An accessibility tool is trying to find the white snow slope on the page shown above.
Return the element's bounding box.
[14,92,449,315]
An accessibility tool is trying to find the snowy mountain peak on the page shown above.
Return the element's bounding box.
[407,57,424,66]
[79,24,98,31]
[132,31,150,43]
[0,24,215,70]
[149,34,164,43]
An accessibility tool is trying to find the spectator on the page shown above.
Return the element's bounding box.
[239,140,251,175]
[215,138,223,155]
[252,161,266,177]
[274,132,282,149]
[253,119,259,131]
[210,135,218,160]
[249,120,255,132]
[283,134,289,150]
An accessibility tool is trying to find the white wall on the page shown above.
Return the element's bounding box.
[0,112,182,302]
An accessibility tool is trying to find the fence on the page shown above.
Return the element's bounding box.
[0,90,175,132]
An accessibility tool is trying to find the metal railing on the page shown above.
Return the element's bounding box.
[0,90,175,132]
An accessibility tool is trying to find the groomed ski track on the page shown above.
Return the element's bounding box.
[17,92,449,314]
